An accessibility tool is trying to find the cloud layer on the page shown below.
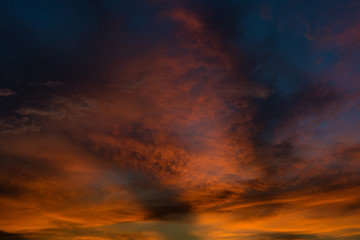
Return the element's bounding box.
[0,0,360,239]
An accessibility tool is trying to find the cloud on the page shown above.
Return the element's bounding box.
[28,81,63,87]
[0,96,97,135]
[0,0,360,239]
[0,230,28,240]
[0,117,41,135]
[0,88,16,97]
[17,96,97,120]
[254,232,326,240]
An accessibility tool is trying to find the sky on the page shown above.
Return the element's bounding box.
[0,0,360,239]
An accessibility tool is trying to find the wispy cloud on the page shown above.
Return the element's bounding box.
[0,88,16,97]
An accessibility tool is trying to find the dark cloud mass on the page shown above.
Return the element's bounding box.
[0,231,28,240]
[0,0,360,239]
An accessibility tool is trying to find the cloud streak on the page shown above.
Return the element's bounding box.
[0,88,16,97]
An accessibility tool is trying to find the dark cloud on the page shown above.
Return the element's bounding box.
[0,182,23,199]
[247,56,337,145]
[0,116,40,135]
[0,88,16,97]
[140,186,193,220]
[75,123,193,220]
[17,96,97,120]
[0,231,28,240]
[78,121,189,179]
[255,232,328,240]
[0,153,62,194]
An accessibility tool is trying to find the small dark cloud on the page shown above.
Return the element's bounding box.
[0,116,40,135]
[251,139,302,177]
[231,202,287,221]
[28,81,63,87]
[241,164,360,206]
[0,88,16,97]
[343,199,360,212]
[79,121,189,179]
[122,122,156,145]
[333,145,360,163]
[255,232,328,240]
[16,96,97,120]
[4,227,156,240]
[136,185,193,221]
[0,153,63,198]
[249,69,336,146]
[17,105,66,120]
[0,181,23,198]
[0,230,28,240]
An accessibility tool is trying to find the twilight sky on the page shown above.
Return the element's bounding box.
[1,0,360,239]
